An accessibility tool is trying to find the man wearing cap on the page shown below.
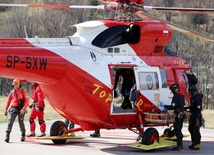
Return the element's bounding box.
[4,79,29,143]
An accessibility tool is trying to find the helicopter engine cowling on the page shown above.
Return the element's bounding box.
[130,20,172,56]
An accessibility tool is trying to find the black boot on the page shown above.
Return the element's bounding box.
[90,130,100,137]
[121,102,128,109]
[127,101,132,109]
[5,132,10,143]
[189,142,196,149]
[189,144,200,150]
[21,132,25,142]
[172,145,183,151]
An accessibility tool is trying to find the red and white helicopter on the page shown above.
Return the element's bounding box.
[0,0,213,149]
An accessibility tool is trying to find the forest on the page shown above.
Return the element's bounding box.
[0,0,213,108]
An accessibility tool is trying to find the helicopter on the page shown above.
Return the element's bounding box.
[0,0,213,150]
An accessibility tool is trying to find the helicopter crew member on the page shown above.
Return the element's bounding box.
[160,83,185,151]
[4,79,29,143]
[114,68,135,109]
[187,86,203,150]
[27,83,46,137]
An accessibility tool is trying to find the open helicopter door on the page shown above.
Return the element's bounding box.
[133,67,172,112]
[111,66,137,114]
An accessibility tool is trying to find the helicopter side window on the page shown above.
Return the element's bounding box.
[138,72,159,90]
[160,68,168,88]
[92,24,140,48]
[92,25,127,48]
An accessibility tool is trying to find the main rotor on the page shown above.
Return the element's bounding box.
[0,0,213,42]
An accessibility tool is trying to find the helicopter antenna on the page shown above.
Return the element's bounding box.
[23,24,28,38]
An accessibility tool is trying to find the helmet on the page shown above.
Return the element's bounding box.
[170,83,180,92]
[189,86,198,93]
[12,79,20,86]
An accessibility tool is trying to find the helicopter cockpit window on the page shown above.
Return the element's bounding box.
[138,72,159,90]
[183,73,189,93]
[92,24,140,48]
[160,68,168,88]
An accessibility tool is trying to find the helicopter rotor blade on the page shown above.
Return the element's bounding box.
[143,6,214,14]
[135,11,214,42]
[0,4,107,9]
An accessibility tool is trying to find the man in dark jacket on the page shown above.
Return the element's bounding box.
[188,86,203,150]
[160,83,185,151]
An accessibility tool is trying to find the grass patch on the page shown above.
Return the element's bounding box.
[0,96,62,123]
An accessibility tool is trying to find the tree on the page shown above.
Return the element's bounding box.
[164,0,174,22]
[0,0,14,12]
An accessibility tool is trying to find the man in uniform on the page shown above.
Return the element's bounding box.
[27,83,46,137]
[160,83,185,151]
[4,79,29,143]
[187,86,203,150]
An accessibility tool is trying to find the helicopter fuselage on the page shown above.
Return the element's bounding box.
[0,19,191,131]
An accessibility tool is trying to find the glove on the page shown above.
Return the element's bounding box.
[159,102,165,107]
[162,108,168,112]
[4,110,8,116]
[20,109,25,115]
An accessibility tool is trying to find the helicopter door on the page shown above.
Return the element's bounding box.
[133,67,171,112]
[111,67,136,114]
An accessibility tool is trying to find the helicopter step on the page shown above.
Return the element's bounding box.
[34,134,84,141]
[128,138,176,151]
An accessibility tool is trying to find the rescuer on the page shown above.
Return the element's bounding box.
[160,83,185,151]
[187,86,204,150]
[27,83,46,137]
[4,79,29,143]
